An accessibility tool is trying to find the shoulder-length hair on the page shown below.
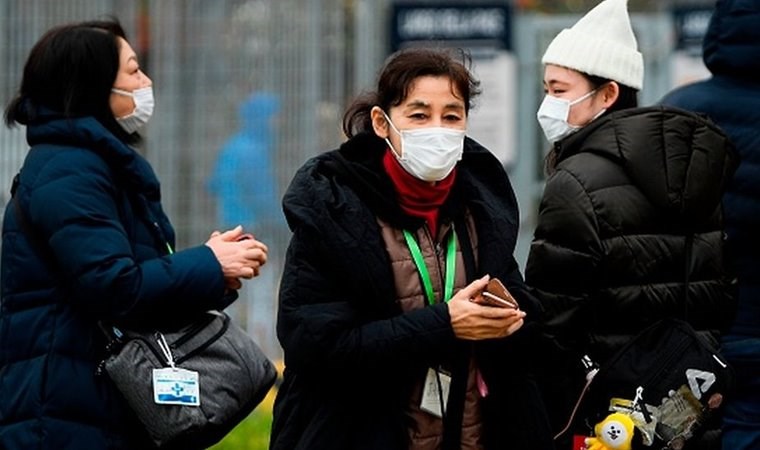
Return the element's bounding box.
[4,19,138,144]
[342,47,481,138]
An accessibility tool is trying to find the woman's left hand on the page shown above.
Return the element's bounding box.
[447,275,526,340]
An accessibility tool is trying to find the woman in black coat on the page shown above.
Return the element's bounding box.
[524,0,737,448]
[0,20,268,449]
[271,48,554,450]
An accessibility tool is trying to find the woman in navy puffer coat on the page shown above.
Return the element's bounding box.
[661,1,760,448]
[0,20,268,449]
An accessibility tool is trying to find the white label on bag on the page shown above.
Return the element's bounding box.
[153,368,201,406]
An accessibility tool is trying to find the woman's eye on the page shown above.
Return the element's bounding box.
[409,113,426,120]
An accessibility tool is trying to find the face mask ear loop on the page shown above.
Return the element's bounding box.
[382,111,403,158]
[573,86,607,127]
[569,87,598,107]
[111,88,134,97]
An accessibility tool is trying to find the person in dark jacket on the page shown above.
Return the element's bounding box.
[524,0,737,448]
[660,1,760,448]
[0,20,268,449]
[270,47,554,450]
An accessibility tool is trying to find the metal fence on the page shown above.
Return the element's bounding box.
[0,0,705,358]
[0,0,354,357]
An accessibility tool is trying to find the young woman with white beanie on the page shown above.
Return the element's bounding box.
[524,0,738,448]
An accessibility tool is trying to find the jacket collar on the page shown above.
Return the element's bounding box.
[25,110,161,199]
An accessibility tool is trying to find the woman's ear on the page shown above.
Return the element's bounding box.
[601,82,620,108]
[370,106,390,139]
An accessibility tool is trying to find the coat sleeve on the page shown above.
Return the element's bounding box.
[28,151,226,321]
[277,224,458,377]
[525,168,602,349]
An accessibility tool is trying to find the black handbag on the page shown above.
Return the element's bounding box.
[578,318,734,449]
[556,236,735,449]
[98,310,277,449]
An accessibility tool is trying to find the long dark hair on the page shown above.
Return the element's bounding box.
[4,19,139,144]
[342,47,481,138]
[545,73,639,174]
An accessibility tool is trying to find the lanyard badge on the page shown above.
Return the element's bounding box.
[403,229,457,418]
[402,229,457,305]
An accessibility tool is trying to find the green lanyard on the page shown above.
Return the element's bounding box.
[402,229,457,306]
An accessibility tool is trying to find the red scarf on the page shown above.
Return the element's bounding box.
[382,149,456,238]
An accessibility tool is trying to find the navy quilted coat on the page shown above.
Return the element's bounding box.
[0,110,229,449]
[661,0,760,337]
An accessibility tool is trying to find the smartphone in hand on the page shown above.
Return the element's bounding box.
[476,278,519,309]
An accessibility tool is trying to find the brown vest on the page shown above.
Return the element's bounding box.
[377,215,484,450]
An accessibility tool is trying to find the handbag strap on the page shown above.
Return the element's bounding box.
[681,234,694,321]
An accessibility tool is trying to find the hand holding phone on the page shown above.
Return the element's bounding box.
[475,278,519,309]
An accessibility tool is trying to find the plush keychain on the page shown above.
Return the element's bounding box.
[585,412,636,450]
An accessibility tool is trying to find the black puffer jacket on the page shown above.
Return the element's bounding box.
[526,106,737,361]
[271,132,554,450]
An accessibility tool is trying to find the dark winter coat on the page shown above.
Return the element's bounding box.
[270,132,554,450]
[526,106,736,360]
[524,107,737,437]
[0,110,231,449]
[661,0,760,337]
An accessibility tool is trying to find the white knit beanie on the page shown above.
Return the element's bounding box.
[541,0,644,90]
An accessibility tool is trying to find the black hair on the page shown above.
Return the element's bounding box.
[342,47,481,138]
[586,74,639,113]
[4,18,140,144]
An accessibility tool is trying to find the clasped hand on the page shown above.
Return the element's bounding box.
[448,275,525,340]
[205,225,269,290]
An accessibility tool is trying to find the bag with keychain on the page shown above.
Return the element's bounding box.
[569,319,734,450]
[556,236,735,450]
[99,310,277,449]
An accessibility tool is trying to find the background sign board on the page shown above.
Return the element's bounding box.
[670,6,712,87]
[391,3,517,167]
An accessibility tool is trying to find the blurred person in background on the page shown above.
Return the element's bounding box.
[208,91,285,344]
[0,19,268,449]
[270,47,554,450]
[661,1,760,448]
[524,0,737,448]
[208,90,282,238]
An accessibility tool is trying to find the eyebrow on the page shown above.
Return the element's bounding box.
[544,79,569,87]
[404,100,465,110]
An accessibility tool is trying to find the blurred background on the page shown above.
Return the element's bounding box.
[0,0,716,446]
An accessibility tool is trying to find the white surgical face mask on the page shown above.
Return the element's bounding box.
[383,112,465,182]
[536,88,604,143]
[112,86,154,134]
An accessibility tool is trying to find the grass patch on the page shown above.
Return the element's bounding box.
[209,408,272,450]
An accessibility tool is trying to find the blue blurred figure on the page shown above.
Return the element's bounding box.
[209,91,282,354]
[209,91,281,236]
[661,1,760,449]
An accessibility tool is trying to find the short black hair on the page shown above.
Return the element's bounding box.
[342,47,481,138]
[4,19,138,144]
[585,74,639,113]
